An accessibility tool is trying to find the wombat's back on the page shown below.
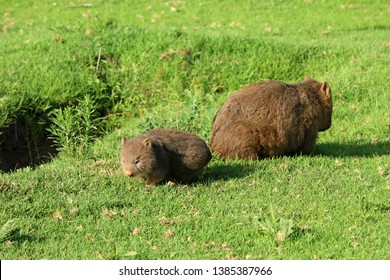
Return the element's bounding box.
[214,81,301,127]
[145,129,212,182]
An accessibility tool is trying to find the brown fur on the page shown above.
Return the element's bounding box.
[121,128,212,188]
[210,77,332,160]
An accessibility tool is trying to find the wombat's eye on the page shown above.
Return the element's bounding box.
[134,159,140,164]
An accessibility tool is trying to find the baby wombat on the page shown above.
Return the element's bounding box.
[121,128,212,188]
[210,77,332,160]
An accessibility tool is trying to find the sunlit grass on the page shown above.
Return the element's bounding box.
[0,0,389,259]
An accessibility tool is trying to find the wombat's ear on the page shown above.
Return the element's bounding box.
[304,76,313,81]
[320,81,331,98]
[143,138,152,147]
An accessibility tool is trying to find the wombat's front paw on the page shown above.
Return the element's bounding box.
[166,181,177,187]
[145,180,159,190]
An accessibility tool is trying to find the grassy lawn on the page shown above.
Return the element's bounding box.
[0,0,389,259]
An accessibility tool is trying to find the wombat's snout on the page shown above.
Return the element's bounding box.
[122,168,134,177]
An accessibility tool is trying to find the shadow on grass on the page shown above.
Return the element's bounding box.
[339,25,390,32]
[161,162,254,187]
[0,118,58,173]
[362,200,390,213]
[1,229,43,244]
[13,232,41,243]
[289,226,315,241]
[203,161,255,182]
[316,141,390,158]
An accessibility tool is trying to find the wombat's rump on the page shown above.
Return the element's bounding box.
[210,77,332,160]
[121,128,212,188]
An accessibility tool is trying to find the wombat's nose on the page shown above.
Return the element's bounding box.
[123,169,134,177]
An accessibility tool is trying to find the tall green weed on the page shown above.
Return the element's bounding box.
[47,95,100,155]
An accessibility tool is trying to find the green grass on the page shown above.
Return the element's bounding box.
[0,0,389,259]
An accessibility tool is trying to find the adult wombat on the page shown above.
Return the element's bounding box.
[210,77,332,160]
[121,128,212,188]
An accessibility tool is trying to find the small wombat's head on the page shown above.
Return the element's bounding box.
[318,81,333,131]
[120,136,157,179]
